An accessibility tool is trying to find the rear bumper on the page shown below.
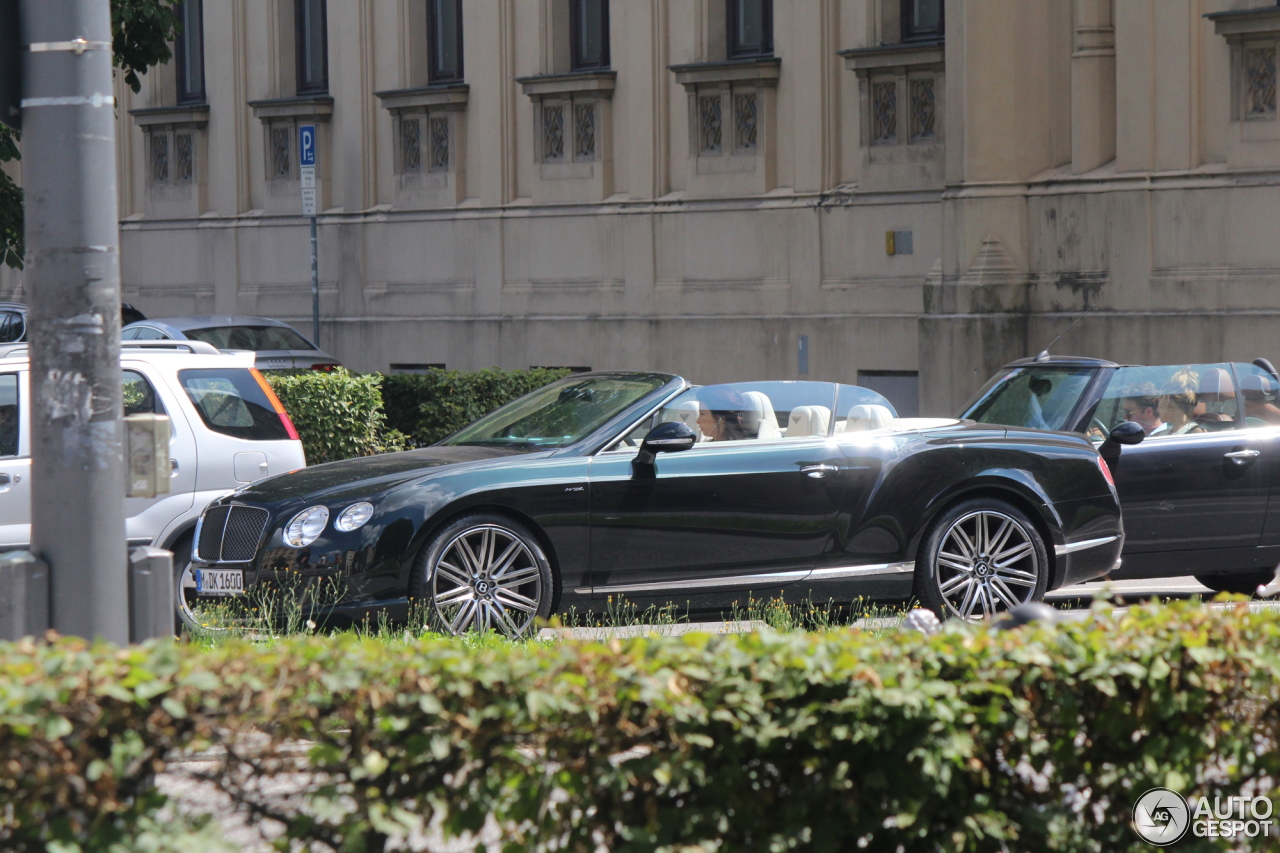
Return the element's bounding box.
[1054,534,1124,588]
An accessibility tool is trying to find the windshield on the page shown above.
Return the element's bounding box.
[440,373,672,451]
[184,325,316,352]
[960,366,1098,432]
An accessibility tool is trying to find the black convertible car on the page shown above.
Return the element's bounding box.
[960,355,1280,594]
[186,372,1123,633]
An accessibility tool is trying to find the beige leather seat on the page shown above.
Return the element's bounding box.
[787,405,831,438]
[661,400,704,440]
[845,404,895,431]
[741,391,782,440]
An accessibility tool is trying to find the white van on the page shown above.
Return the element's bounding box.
[0,341,307,620]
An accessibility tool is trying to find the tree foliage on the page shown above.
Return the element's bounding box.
[0,0,181,270]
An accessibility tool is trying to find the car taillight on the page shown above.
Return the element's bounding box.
[310,363,339,371]
[250,367,301,441]
[1096,454,1115,489]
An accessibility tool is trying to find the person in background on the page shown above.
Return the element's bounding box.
[1158,369,1205,436]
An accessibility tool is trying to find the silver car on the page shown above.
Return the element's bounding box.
[122,315,341,371]
[0,341,308,626]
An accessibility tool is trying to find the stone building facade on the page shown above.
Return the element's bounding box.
[5,0,1280,416]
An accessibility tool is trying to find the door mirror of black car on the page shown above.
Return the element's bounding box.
[635,421,697,467]
[1099,420,1145,473]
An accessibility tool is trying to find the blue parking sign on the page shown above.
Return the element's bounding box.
[299,125,316,167]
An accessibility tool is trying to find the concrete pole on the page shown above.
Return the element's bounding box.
[20,0,127,643]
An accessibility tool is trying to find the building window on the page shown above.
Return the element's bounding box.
[727,0,772,59]
[296,0,328,95]
[427,0,463,83]
[909,78,936,140]
[902,0,944,43]
[1247,46,1277,117]
[872,81,897,144]
[175,0,205,104]
[570,0,609,71]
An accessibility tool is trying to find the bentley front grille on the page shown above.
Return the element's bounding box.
[197,505,270,563]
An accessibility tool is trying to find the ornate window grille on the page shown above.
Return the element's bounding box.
[574,102,597,161]
[1247,47,1277,117]
[699,94,723,154]
[909,78,936,141]
[150,133,169,184]
[401,117,422,173]
[429,116,450,172]
[543,104,565,162]
[734,92,758,152]
[175,133,194,182]
[271,126,291,178]
[872,81,897,145]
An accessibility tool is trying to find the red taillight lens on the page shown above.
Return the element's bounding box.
[310,363,340,371]
[1096,454,1115,488]
[250,367,302,442]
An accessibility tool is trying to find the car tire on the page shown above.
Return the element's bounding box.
[171,533,199,633]
[913,497,1049,621]
[1194,571,1274,597]
[410,513,555,638]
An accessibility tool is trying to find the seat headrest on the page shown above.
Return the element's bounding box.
[1199,367,1235,397]
[1243,373,1275,397]
[846,404,894,431]
[787,405,831,438]
[740,390,782,440]
[661,400,704,440]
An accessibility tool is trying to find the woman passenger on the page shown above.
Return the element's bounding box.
[1158,369,1206,436]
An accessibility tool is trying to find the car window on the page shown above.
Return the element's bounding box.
[178,368,291,441]
[962,367,1097,432]
[130,326,169,341]
[0,374,17,457]
[122,370,167,418]
[183,325,315,352]
[442,374,671,451]
[0,311,25,344]
[1234,363,1280,428]
[121,327,139,340]
[611,381,872,449]
[1092,363,1238,441]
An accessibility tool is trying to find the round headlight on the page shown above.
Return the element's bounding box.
[284,505,330,548]
[335,502,374,532]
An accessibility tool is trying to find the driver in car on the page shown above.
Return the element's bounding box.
[695,387,754,442]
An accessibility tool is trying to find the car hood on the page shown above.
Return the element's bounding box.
[232,445,529,503]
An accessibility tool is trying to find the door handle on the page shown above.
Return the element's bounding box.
[0,473,10,485]
[1225,449,1261,464]
[800,463,840,479]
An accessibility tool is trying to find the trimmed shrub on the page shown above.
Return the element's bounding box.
[266,369,406,464]
[4,603,1279,851]
[381,367,571,447]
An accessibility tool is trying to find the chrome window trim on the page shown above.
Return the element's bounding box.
[576,561,915,595]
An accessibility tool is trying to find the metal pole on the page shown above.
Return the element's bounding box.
[310,215,319,348]
[20,0,127,643]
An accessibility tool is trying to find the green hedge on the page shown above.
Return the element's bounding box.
[266,369,406,465]
[265,368,570,464]
[3,603,1280,851]
[381,367,571,447]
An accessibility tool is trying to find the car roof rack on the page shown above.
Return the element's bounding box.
[121,341,221,356]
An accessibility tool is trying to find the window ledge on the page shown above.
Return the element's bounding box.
[246,96,334,122]
[128,104,210,128]
[374,84,469,113]
[668,57,780,91]
[839,40,944,76]
[1207,7,1280,39]
[516,71,617,101]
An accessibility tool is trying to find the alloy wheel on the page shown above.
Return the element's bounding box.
[934,510,1040,621]
[430,524,543,637]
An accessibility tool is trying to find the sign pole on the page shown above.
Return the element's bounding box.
[20,0,128,642]
[299,125,319,347]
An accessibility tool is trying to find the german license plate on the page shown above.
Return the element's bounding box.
[195,568,244,596]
